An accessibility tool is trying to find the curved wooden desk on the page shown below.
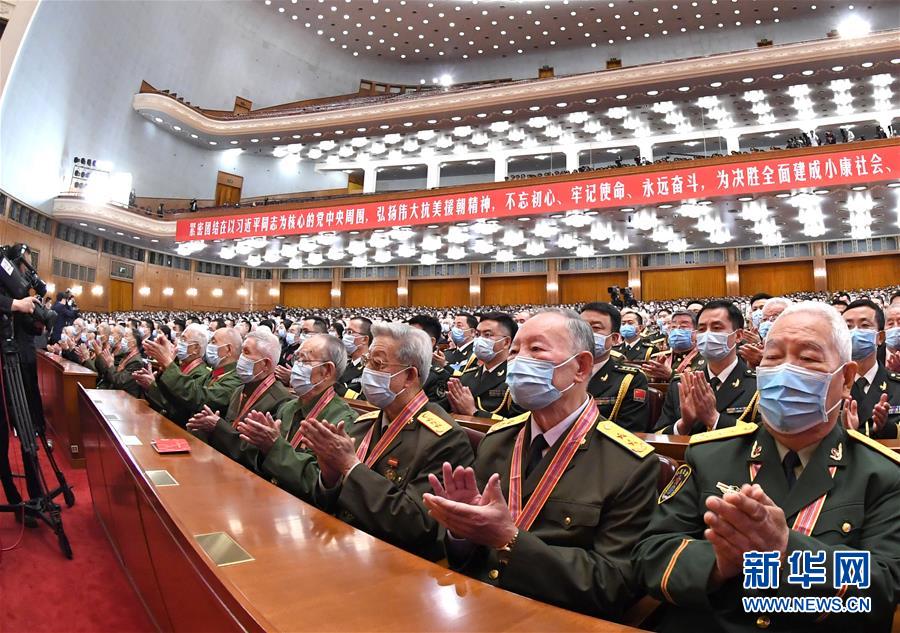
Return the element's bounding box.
[37,350,97,467]
[79,388,640,633]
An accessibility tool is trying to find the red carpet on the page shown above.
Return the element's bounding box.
[0,430,154,633]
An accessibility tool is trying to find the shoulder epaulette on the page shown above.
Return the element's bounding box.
[745,369,756,376]
[889,372,900,382]
[596,419,654,458]
[486,411,530,434]
[615,364,639,374]
[344,388,360,400]
[354,410,380,423]
[418,410,452,436]
[610,349,624,359]
[847,428,900,465]
[690,423,758,445]
[652,350,671,358]
[651,338,666,346]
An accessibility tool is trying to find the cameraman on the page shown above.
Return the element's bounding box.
[49,290,78,344]
[0,246,47,526]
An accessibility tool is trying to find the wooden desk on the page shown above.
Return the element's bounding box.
[79,388,640,633]
[37,350,96,468]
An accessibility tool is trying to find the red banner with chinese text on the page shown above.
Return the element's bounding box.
[175,145,899,242]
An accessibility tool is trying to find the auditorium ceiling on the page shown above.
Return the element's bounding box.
[55,182,900,268]
[258,0,893,63]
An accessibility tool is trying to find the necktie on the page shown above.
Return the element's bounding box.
[852,377,868,399]
[709,376,721,391]
[782,450,801,489]
[525,435,548,477]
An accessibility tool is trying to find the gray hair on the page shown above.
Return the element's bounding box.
[534,307,594,356]
[182,323,208,358]
[763,296,792,315]
[776,301,851,364]
[245,330,281,366]
[307,334,348,379]
[371,321,432,383]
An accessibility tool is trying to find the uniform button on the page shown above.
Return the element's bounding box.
[488,569,499,580]
[841,522,851,533]
[563,516,572,527]
[756,616,770,629]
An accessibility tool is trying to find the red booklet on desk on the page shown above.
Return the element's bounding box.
[151,438,191,453]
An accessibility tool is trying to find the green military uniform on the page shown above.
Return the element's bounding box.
[655,358,760,434]
[457,360,522,419]
[143,359,213,426]
[88,351,144,399]
[616,338,658,362]
[851,365,900,439]
[258,388,358,501]
[202,376,293,468]
[633,422,900,632]
[311,395,474,560]
[422,365,450,404]
[336,356,365,399]
[445,404,657,618]
[587,354,651,432]
[445,341,477,375]
[650,348,705,381]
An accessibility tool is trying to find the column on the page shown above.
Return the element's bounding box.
[725,248,740,295]
[722,132,741,155]
[362,166,378,194]
[628,255,642,301]
[812,242,828,292]
[565,150,579,173]
[493,156,508,182]
[426,161,441,189]
[546,259,559,304]
[397,265,410,307]
[468,263,481,305]
[637,141,653,165]
[330,267,342,308]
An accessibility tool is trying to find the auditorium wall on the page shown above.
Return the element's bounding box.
[738,261,816,296]
[641,267,727,301]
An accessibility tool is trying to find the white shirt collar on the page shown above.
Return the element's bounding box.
[857,362,879,387]
[707,356,739,385]
[456,339,473,353]
[529,396,592,455]
[591,356,611,376]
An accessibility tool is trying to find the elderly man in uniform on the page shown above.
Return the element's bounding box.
[300,322,473,560]
[138,326,242,427]
[633,301,900,632]
[187,330,292,465]
[642,310,705,383]
[579,302,650,432]
[842,299,899,439]
[656,300,760,435]
[237,334,357,499]
[136,323,211,425]
[446,312,520,419]
[336,315,372,399]
[84,326,145,398]
[424,308,657,618]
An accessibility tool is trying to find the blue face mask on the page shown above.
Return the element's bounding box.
[886,326,900,351]
[119,339,129,354]
[850,328,878,361]
[756,363,845,434]
[176,340,191,361]
[360,367,409,409]
[285,332,296,346]
[697,330,735,362]
[236,354,261,384]
[750,310,764,329]
[290,361,327,396]
[758,320,773,339]
[592,332,608,357]
[205,343,222,367]
[620,324,638,340]
[667,328,693,352]
[506,355,577,411]
[473,336,504,362]
[450,326,467,346]
[342,332,358,354]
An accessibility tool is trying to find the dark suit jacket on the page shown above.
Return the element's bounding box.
[851,364,900,439]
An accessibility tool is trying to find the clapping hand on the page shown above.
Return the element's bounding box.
[186,405,220,433]
[236,410,282,453]
[446,378,477,416]
[298,418,355,487]
[132,366,156,389]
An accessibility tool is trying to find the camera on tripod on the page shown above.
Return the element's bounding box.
[0,243,58,332]
[607,285,636,309]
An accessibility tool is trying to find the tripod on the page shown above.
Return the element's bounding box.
[0,314,73,558]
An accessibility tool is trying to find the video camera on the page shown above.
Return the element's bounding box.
[0,243,58,331]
